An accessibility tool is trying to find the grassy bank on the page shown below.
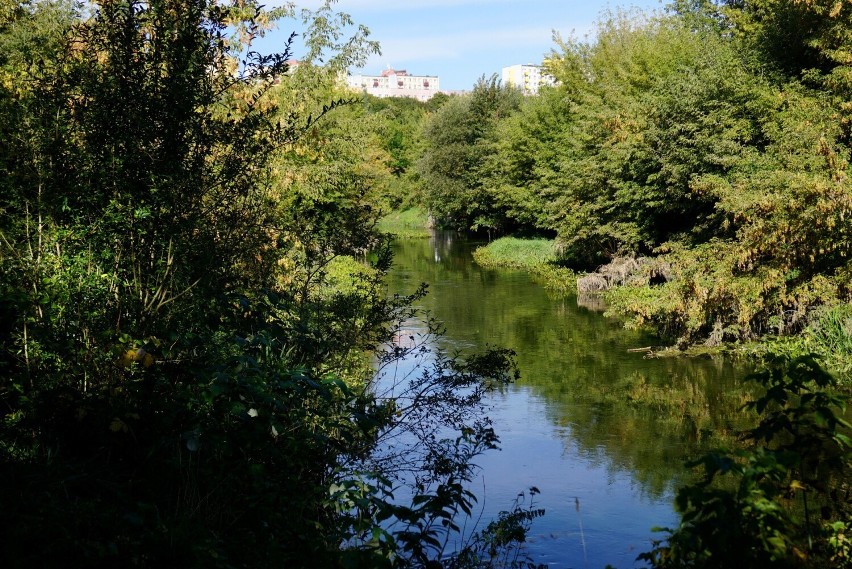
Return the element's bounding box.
[378,207,432,238]
[472,237,576,295]
[472,237,557,269]
[736,304,852,378]
[474,239,852,378]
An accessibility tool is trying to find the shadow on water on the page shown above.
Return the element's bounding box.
[384,231,755,568]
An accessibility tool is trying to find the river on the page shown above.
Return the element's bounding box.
[383,232,752,568]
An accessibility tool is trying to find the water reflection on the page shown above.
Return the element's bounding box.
[385,232,753,568]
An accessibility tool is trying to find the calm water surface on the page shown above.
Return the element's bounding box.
[384,233,752,568]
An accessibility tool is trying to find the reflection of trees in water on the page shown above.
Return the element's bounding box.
[538,367,757,498]
[431,231,455,263]
[387,236,754,498]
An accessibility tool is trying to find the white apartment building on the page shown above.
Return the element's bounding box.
[501,64,555,96]
[347,68,440,102]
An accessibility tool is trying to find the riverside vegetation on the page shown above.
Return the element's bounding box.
[0,1,542,567]
[374,0,852,566]
[391,0,852,374]
[2,0,851,567]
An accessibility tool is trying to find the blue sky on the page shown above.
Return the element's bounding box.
[258,0,666,91]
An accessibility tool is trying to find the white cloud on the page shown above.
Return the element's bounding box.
[267,0,529,11]
[330,0,519,9]
[379,27,548,61]
[358,23,592,68]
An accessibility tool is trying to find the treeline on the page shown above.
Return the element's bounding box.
[400,0,852,351]
[372,5,852,564]
[2,0,850,566]
[0,1,531,567]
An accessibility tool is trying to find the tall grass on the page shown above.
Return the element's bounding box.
[799,304,852,378]
[472,237,557,269]
[809,304,852,357]
[472,237,576,294]
[378,207,432,238]
[744,303,852,379]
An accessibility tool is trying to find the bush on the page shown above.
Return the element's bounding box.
[641,355,852,569]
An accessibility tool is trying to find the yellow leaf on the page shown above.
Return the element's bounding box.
[119,349,137,367]
[830,1,843,18]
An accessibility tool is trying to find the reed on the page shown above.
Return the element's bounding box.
[743,303,852,380]
[809,303,852,358]
[473,238,577,294]
[472,237,557,269]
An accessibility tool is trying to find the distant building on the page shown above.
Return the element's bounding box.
[501,64,555,96]
[347,68,441,101]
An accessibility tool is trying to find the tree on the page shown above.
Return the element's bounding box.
[0,2,528,567]
[540,11,744,266]
[483,84,571,234]
[0,0,387,564]
[482,6,852,347]
[417,75,522,234]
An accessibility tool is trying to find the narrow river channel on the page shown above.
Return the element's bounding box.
[384,232,753,568]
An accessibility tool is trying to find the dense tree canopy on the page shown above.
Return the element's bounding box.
[4,0,852,565]
[417,75,522,234]
[407,1,852,349]
[0,1,522,567]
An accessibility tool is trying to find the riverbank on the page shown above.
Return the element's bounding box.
[472,237,576,295]
[378,207,432,238]
[472,237,852,379]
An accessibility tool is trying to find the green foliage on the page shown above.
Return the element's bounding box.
[417,75,522,234]
[0,1,532,567]
[379,207,433,239]
[641,355,852,568]
[604,76,852,344]
[541,12,765,266]
[722,0,852,110]
[484,84,572,233]
[417,94,472,225]
[403,3,852,353]
[472,238,558,270]
[361,95,432,211]
[827,520,852,568]
[467,5,852,349]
